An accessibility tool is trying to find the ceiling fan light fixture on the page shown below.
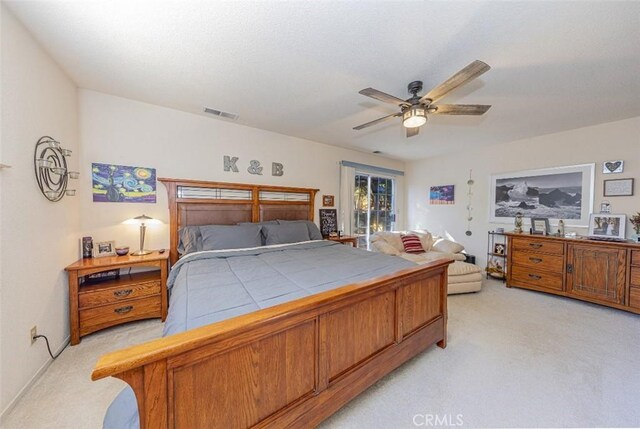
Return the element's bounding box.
[402,106,427,128]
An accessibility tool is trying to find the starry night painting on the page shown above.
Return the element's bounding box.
[92,163,156,203]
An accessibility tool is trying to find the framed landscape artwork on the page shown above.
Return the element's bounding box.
[489,163,595,227]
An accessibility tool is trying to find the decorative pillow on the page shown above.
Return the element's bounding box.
[371,240,400,256]
[277,220,323,240]
[400,234,426,254]
[432,238,465,254]
[177,226,202,255]
[262,223,311,245]
[373,232,404,252]
[411,231,434,251]
[200,224,263,250]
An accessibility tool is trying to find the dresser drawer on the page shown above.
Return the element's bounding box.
[630,287,640,310]
[630,267,640,287]
[511,237,564,255]
[79,280,160,309]
[511,265,563,291]
[79,296,160,336]
[511,251,564,273]
[632,250,640,267]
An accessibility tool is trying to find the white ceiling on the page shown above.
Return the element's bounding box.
[5,1,640,160]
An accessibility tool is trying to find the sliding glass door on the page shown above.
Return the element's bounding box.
[353,173,396,248]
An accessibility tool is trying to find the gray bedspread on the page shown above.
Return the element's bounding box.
[103,240,415,429]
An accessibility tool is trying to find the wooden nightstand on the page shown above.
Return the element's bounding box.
[327,235,358,248]
[65,251,168,345]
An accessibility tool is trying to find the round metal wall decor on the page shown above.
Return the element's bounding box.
[33,136,78,202]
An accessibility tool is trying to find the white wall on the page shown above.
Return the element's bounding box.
[0,4,80,417]
[78,90,405,251]
[406,116,640,268]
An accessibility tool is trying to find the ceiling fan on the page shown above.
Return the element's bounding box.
[354,60,491,138]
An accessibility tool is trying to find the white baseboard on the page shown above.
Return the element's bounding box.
[0,336,70,427]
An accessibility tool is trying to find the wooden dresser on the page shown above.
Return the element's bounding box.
[506,233,640,314]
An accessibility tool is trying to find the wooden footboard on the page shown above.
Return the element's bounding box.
[92,259,450,429]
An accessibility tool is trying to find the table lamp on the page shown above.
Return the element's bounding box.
[124,214,161,255]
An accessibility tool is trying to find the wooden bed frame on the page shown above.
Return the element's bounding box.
[92,178,450,428]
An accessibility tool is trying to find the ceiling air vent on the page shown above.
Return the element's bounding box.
[203,107,239,120]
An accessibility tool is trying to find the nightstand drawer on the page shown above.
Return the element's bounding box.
[511,252,564,273]
[79,296,160,336]
[511,265,563,290]
[79,280,160,309]
[511,237,564,255]
[632,251,640,267]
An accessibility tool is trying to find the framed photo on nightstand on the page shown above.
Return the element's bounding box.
[92,240,116,258]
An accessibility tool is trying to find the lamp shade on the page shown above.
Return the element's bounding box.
[123,214,162,256]
[402,106,427,128]
[123,214,162,225]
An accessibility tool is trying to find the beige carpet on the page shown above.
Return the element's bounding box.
[2,280,639,428]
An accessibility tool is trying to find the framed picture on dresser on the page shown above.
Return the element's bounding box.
[92,240,116,258]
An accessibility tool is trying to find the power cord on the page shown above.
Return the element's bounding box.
[33,334,65,360]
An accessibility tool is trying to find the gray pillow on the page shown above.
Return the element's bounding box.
[238,221,279,245]
[177,226,202,255]
[277,220,323,241]
[262,223,311,245]
[200,224,263,251]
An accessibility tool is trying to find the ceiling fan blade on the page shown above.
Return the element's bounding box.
[432,104,491,115]
[406,127,420,138]
[359,88,410,107]
[353,112,401,130]
[420,60,491,104]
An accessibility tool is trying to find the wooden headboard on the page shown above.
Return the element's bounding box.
[159,178,319,265]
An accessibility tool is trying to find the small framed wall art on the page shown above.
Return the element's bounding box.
[429,185,455,205]
[602,160,624,174]
[603,178,634,197]
[322,195,335,207]
[93,240,116,258]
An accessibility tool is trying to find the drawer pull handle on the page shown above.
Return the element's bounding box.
[528,274,542,280]
[113,289,133,298]
[528,243,543,249]
[114,306,133,314]
[529,257,543,263]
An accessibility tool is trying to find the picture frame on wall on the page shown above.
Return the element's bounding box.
[603,178,634,197]
[322,195,335,207]
[429,185,455,205]
[602,160,624,174]
[489,163,595,227]
[92,240,116,258]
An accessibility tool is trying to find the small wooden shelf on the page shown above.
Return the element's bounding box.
[487,231,508,282]
[79,271,160,293]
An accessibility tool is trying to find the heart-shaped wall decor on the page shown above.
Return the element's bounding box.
[604,161,623,174]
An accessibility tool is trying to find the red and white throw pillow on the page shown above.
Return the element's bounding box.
[401,234,426,254]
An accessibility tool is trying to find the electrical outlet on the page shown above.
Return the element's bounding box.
[30,326,37,345]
